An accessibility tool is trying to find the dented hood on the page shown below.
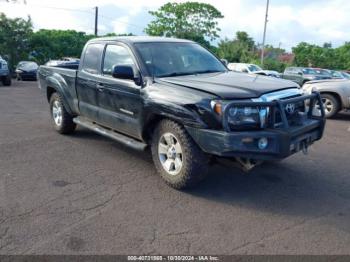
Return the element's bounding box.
[158,71,299,99]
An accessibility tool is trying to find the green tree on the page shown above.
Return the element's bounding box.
[335,42,350,70]
[29,29,95,64]
[145,2,223,42]
[0,12,33,69]
[292,42,338,69]
[217,31,257,63]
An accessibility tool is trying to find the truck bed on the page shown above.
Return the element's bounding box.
[38,65,79,114]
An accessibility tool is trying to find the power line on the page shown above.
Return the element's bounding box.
[3,2,146,31]
[98,14,145,30]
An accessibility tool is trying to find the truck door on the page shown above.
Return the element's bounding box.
[95,43,143,139]
[76,43,104,122]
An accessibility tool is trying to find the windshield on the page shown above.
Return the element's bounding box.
[331,70,343,78]
[248,64,262,72]
[314,69,331,76]
[134,42,226,77]
[19,62,38,71]
[341,72,350,79]
[302,68,317,75]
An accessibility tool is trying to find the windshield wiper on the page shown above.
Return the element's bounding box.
[157,72,197,78]
[192,70,225,75]
[158,70,225,78]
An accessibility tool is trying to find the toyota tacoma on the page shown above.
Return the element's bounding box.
[38,37,326,189]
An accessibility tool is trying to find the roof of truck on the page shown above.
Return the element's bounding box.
[88,36,194,44]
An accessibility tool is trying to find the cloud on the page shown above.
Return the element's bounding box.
[112,16,130,35]
[1,0,350,50]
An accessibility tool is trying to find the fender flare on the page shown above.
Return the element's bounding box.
[45,76,74,115]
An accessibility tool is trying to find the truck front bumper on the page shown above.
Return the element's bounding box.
[186,91,326,161]
[186,118,325,160]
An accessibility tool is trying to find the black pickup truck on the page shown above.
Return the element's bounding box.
[38,36,326,189]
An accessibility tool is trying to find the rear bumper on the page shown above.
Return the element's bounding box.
[18,72,37,79]
[186,118,325,160]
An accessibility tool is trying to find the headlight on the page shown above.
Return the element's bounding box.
[211,101,268,129]
[228,106,268,129]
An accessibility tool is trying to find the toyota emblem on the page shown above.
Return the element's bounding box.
[285,103,295,114]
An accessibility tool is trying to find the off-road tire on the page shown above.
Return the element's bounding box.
[321,93,340,118]
[151,119,209,189]
[49,92,76,134]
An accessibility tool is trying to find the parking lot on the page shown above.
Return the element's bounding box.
[0,80,349,255]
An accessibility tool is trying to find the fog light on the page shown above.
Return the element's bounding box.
[258,137,268,149]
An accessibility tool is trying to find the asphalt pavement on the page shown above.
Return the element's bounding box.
[0,80,350,255]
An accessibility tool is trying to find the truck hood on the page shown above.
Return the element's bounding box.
[158,71,298,99]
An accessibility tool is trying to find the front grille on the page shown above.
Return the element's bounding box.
[272,95,306,128]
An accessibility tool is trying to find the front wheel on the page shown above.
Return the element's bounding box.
[318,94,340,118]
[151,120,209,189]
[49,93,76,134]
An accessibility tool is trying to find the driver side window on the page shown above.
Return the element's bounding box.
[103,45,134,75]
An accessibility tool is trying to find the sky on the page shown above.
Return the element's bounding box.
[1,0,350,51]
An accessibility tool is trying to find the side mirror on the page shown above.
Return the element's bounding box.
[220,59,228,66]
[112,64,142,86]
[112,65,135,80]
[242,69,249,73]
[297,72,303,76]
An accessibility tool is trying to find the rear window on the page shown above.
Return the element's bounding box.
[82,43,104,74]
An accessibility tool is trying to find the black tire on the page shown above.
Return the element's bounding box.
[151,119,209,189]
[3,75,11,86]
[320,93,340,118]
[49,92,76,134]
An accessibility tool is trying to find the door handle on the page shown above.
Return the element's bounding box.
[96,83,104,92]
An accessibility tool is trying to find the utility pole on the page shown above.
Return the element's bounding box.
[260,0,269,66]
[94,6,98,36]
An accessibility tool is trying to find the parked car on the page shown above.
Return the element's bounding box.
[340,71,350,79]
[303,79,350,118]
[38,36,325,189]
[227,63,281,78]
[0,55,11,86]
[15,61,39,81]
[45,58,79,70]
[282,67,332,86]
[325,70,350,79]
[313,68,333,78]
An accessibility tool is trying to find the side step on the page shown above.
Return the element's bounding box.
[73,117,147,151]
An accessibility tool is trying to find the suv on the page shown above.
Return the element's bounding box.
[38,37,325,189]
[0,56,11,86]
[282,67,331,86]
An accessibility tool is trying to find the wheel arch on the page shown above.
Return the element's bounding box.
[46,85,74,115]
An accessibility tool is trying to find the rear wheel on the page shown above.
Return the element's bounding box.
[318,94,340,118]
[151,120,209,189]
[49,93,76,134]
